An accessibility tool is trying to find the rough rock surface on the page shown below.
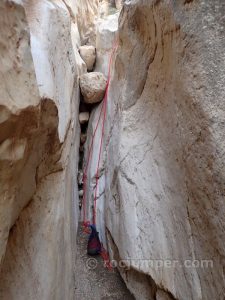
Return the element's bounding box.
[0,0,88,298]
[79,112,90,124]
[81,14,118,246]
[84,1,225,300]
[99,0,109,18]
[0,0,40,266]
[95,13,119,76]
[75,0,99,45]
[80,133,87,144]
[79,45,96,71]
[115,0,122,10]
[156,290,174,300]
[80,72,107,104]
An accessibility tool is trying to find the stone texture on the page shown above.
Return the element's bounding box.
[99,0,109,18]
[79,45,96,71]
[0,0,90,298]
[84,1,225,300]
[79,190,84,198]
[99,0,121,18]
[80,72,107,104]
[82,102,107,246]
[80,133,87,144]
[79,112,90,124]
[0,0,40,267]
[115,0,122,10]
[75,0,99,45]
[82,11,119,249]
[156,290,174,300]
[78,170,83,185]
[95,13,119,76]
[2,0,225,299]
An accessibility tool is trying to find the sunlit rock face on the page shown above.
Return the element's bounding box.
[79,45,96,71]
[85,0,225,299]
[80,72,107,104]
[81,10,119,249]
[75,0,99,45]
[95,13,119,76]
[0,0,39,267]
[0,0,88,298]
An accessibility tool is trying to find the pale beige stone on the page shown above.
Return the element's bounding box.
[95,13,119,76]
[76,0,99,45]
[78,170,83,185]
[115,0,122,10]
[99,0,109,18]
[79,45,96,71]
[0,0,86,299]
[79,112,90,124]
[80,72,107,104]
[84,1,225,300]
[79,190,84,197]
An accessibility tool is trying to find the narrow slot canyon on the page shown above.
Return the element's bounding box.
[0,0,225,300]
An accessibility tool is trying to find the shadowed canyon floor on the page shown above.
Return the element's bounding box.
[74,224,134,300]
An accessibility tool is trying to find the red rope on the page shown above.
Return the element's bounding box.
[82,40,118,228]
[100,248,112,270]
[93,40,118,224]
[82,102,105,229]
[93,87,107,224]
[81,39,118,270]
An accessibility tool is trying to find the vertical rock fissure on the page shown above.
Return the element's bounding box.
[1,1,225,300]
[74,2,135,299]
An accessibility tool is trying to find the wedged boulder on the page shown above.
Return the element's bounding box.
[79,112,90,124]
[79,72,107,104]
[79,45,96,71]
[77,170,83,185]
[80,133,87,144]
[78,190,83,197]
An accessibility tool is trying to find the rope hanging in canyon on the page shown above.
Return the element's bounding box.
[82,40,118,268]
[82,39,118,229]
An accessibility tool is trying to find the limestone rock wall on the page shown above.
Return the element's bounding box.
[85,0,225,299]
[95,13,119,76]
[82,12,119,247]
[0,0,91,298]
[75,0,99,45]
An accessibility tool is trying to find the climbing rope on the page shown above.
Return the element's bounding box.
[82,39,118,228]
[93,41,117,225]
[82,39,118,269]
[82,101,105,231]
